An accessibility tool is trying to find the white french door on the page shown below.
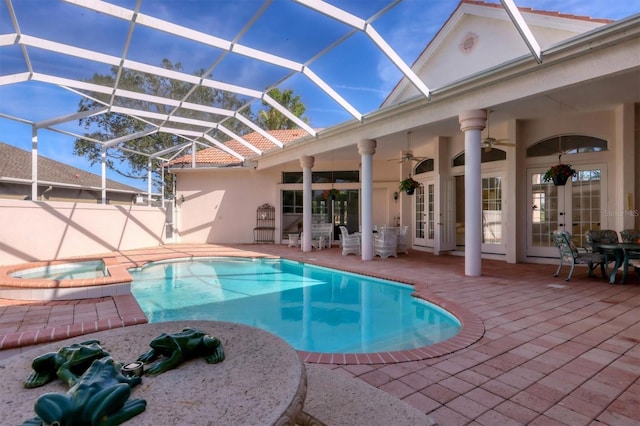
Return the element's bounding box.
[527,164,606,258]
[414,176,456,252]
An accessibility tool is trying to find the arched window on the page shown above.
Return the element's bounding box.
[414,158,434,174]
[452,149,506,167]
[526,135,607,157]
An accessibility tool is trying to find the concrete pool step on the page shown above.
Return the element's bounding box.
[299,364,437,426]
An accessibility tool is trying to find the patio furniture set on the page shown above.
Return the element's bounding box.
[551,229,640,283]
[338,225,409,258]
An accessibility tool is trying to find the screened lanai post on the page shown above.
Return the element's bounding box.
[358,139,377,261]
[147,159,152,206]
[459,110,486,276]
[31,126,38,202]
[300,156,315,252]
[101,145,107,205]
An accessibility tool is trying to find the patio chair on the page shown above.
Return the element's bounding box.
[397,225,409,254]
[585,229,619,275]
[620,229,640,243]
[339,226,360,256]
[374,227,400,258]
[551,230,606,281]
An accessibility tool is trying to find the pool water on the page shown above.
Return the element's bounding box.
[11,260,107,280]
[129,258,460,353]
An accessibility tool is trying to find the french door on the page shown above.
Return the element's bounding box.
[414,176,455,252]
[527,165,605,258]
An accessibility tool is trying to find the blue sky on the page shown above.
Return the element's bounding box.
[0,0,638,190]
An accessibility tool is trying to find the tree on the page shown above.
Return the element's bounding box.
[257,88,308,130]
[73,59,252,196]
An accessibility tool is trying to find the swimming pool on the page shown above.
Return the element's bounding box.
[10,260,107,280]
[129,257,461,353]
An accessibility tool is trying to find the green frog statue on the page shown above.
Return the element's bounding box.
[137,327,225,375]
[22,356,146,426]
[24,340,111,389]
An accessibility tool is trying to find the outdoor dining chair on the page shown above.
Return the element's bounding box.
[551,230,606,281]
[339,226,361,256]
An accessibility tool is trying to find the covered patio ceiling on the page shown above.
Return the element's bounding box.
[0,0,554,171]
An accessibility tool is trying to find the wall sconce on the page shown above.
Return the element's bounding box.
[393,191,399,202]
[176,194,185,205]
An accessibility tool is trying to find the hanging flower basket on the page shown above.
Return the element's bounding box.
[399,177,420,195]
[542,164,576,186]
[322,188,339,200]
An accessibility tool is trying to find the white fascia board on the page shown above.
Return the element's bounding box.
[216,125,262,156]
[500,0,542,63]
[21,35,121,66]
[365,25,431,100]
[203,134,245,161]
[261,94,316,136]
[234,114,284,148]
[35,106,109,129]
[294,0,366,30]
[103,128,158,147]
[0,72,30,86]
[302,67,362,121]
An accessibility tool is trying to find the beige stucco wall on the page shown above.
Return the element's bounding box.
[0,199,166,266]
[175,168,280,244]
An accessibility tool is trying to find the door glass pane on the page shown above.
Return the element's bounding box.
[427,183,435,239]
[570,169,601,247]
[482,177,502,244]
[531,173,558,248]
[415,184,424,239]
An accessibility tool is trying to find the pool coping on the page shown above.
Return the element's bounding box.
[0,250,484,364]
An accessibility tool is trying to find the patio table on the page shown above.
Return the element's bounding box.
[596,243,640,284]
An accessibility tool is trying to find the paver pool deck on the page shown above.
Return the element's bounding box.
[1,243,638,425]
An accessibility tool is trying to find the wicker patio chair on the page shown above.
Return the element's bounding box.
[339,226,360,256]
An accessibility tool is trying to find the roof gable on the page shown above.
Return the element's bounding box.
[0,142,141,192]
[383,0,611,107]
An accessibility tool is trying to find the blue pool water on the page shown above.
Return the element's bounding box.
[129,258,460,353]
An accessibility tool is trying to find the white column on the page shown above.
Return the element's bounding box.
[300,155,315,252]
[459,110,486,276]
[101,146,107,204]
[358,139,376,261]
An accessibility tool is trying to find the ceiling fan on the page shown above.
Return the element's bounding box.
[388,131,427,163]
[482,111,515,152]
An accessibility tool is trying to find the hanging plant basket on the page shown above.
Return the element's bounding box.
[399,177,420,195]
[552,174,569,186]
[322,188,339,200]
[542,163,576,186]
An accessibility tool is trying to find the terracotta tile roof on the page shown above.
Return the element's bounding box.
[169,129,309,166]
[0,142,142,192]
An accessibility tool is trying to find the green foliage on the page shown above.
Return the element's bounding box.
[73,60,253,196]
[258,88,308,130]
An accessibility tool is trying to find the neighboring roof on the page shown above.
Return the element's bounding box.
[169,129,309,167]
[458,0,612,24]
[0,142,141,192]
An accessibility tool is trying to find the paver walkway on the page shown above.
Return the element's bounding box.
[1,244,638,425]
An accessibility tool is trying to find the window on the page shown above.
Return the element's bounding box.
[526,135,607,158]
[415,158,434,174]
[452,149,506,166]
[282,171,359,184]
